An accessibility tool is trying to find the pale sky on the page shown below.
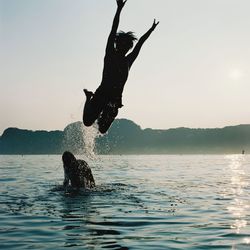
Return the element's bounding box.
[1,0,250,134]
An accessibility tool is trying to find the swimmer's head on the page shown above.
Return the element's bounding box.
[62,151,76,167]
[115,31,137,54]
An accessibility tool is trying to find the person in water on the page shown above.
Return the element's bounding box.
[83,0,159,133]
[62,151,95,189]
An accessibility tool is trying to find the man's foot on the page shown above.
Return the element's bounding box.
[83,89,93,100]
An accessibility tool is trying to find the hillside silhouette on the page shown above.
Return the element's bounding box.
[0,119,249,154]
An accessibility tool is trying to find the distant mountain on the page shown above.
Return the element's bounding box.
[0,128,64,154]
[0,119,249,154]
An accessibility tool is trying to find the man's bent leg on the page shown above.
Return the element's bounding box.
[83,100,97,126]
[83,89,105,127]
[97,104,119,134]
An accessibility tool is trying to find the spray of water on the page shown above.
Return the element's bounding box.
[63,121,102,161]
[81,122,101,160]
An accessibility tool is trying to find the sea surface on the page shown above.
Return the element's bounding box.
[0,154,249,249]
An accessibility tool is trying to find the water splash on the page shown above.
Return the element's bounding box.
[63,121,102,159]
[82,123,101,160]
[63,122,84,155]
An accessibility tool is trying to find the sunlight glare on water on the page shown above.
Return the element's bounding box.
[226,155,249,236]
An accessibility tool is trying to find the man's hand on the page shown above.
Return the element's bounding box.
[116,0,127,10]
[151,19,159,31]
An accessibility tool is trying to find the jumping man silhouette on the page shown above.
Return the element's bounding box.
[83,0,159,133]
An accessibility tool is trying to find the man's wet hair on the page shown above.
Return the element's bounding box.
[115,31,137,49]
[62,151,76,166]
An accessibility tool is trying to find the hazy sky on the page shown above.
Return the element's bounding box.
[1,0,250,134]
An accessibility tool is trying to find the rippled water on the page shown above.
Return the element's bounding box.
[0,154,249,249]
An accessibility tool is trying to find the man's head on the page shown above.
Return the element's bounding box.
[115,31,137,54]
[62,151,76,167]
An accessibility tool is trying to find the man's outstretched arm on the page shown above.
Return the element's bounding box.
[127,19,159,67]
[106,0,127,54]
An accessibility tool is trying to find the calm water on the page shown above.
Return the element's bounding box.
[0,154,249,249]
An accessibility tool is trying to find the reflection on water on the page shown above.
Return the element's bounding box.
[0,155,250,249]
[226,155,249,234]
